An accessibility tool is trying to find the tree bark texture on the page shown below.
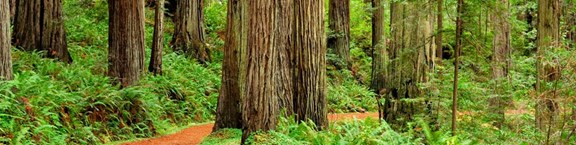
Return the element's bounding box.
[216,0,294,133]
[213,0,246,131]
[383,1,433,128]
[328,0,350,70]
[108,0,146,88]
[241,0,280,142]
[535,0,561,131]
[274,0,294,115]
[489,0,511,128]
[370,0,388,121]
[149,0,165,75]
[13,0,72,63]
[293,0,328,129]
[171,0,211,64]
[1,0,11,80]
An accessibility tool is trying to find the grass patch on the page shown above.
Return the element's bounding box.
[200,129,242,145]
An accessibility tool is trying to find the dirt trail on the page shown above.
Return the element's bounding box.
[123,112,378,145]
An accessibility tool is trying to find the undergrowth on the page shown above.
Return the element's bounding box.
[232,117,471,145]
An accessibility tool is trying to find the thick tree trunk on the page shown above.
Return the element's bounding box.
[171,0,211,64]
[536,0,561,132]
[213,0,246,131]
[384,1,431,128]
[274,0,294,114]
[149,0,165,75]
[1,0,11,80]
[490,0,511,128]
[241,0,279,142]
[370,0,387,121]
[293,0,328,129]
[13,0,72,63]
[108,0,146,88]
[328,0,350,70]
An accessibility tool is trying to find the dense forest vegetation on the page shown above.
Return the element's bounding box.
[0,0,575,144]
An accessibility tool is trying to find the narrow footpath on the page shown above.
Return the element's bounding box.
[123,112,379,145]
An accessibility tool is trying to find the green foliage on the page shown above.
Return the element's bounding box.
[248,117,410,145]
[0,48,221,144]
[201,129,242,145]
[349,0,373,51]
[203,0,227,61]
[201,117,474,145]
[245,117,474,145]
[327,73,377,113]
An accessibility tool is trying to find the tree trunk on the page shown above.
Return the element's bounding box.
[328,0,350,70]
[568,0,576,48]
[535,0,561,131]
[9,0,14,21]
[274,0,294,115]
[571,0,576,122]
[1,0,11,80]
[171,0,211,64]
[370,0,387,121]
[13,0,72,63]
[149,0,165,75]
[453,0,464,135]
[489,0,511,128]
[108,0,146,88]
[241,0,279,142]
[213,0,246,131]
[384,1,432,128]
[293,0,328,129]
[424,0,436,81]
[435,0,443,62]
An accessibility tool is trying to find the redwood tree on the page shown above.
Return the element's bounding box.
[535,0,561,131]
[436,0,443,62]
[213,0,245,131]
[171,0,211,64]
[241,0,280,142]
[274,0,295,114]
[108,0,146,87]
[370,0,387,120]
[218,0,295,133]
[383,1,434,128]
[328,0,351,69]
[1,0,11,80]
[293,0,328,129]
[149,0,165,75]
[13,0,72,63]
[489,0,511,128]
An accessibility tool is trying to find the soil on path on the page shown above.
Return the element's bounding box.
[123,112,378,145]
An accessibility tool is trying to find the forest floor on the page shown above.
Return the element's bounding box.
[121,112,379,145]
